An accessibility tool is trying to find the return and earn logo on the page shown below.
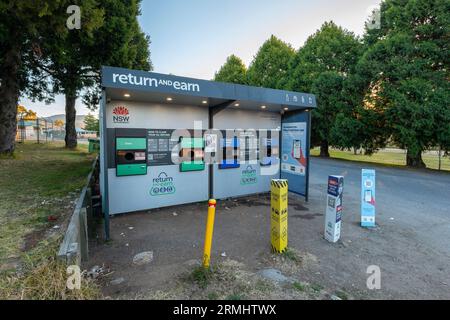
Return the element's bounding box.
[150,172,176,196]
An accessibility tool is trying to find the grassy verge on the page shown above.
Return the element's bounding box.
[0,142,100,299]
[311,148,450,171]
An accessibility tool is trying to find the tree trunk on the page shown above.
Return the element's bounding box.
[65,93,78,149]
[0,43,21,155]
[320,140,330,157]
[406,148,425,168]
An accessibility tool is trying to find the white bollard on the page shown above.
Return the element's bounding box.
[324,175,344,243]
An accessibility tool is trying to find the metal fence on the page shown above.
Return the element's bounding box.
[16,116,60,143]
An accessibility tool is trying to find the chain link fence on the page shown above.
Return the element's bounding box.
[15,116,60,143]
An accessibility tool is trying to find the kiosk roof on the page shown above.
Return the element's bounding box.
[102,66,316,112]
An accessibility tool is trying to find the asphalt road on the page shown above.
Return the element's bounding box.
[309,157,450,257]
[305,157,450,299]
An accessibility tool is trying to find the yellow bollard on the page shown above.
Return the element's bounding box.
[202,199,217,268]
[271,179,288,253]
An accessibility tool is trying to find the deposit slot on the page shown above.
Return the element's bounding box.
[179,137,205,172]
[115,137,148,177]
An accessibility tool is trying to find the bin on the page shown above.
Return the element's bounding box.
[88,138,100,153]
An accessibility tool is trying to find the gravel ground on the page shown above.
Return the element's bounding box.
[88,158,450,300]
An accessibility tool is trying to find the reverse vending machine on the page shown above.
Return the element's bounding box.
[115,137,147,176]
[100,66,316,227]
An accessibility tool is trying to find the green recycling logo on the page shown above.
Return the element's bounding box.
[240,165,258,185]
[150,172,176,196]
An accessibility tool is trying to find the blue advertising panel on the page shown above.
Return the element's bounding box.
[281,111,310,197]
[361,169,376,227]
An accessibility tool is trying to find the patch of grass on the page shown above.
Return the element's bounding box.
[0,142,95,262]
[254,279,273,293]
[334,290,349,300]
[207,292,219,300]
[310,283,324,293]
[281,248,300,263]
[292,281,306,292]
[226,293,244,300]
[189,266,214,289]
[0,142,98,299]
[0,235,101,300]
[311,147,450,171]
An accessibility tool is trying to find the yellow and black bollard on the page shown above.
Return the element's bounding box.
[202,199,217,268]
[271,179,288,253]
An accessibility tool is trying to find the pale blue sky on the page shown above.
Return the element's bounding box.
[22,0,381,117]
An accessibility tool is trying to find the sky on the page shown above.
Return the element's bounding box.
[21,0,381,117]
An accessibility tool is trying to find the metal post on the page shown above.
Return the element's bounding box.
[36,118,40,144]
[305,110,312,202]
[20,118,25,143]
[45,119,48,143]
[202,199,217,268]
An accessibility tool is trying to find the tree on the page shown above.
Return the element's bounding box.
[287,22,363,157]
[310,72,345,156]
[0,1,68,155]
[22,109,37,121]
[330,74,390,155]
[54,119,65,129]
[17,105,28,119]
[214,55,247,84]
[41,0,152,149]
[247,35,294,89]
[83,113,99,132]
[358,0,450,167]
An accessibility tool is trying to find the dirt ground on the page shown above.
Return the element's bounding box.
[88,158,450,300]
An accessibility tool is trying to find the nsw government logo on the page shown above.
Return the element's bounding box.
[150,172,176,196]
[112,106,130,123]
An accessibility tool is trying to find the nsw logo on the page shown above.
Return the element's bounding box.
[113,106,130,123]
[150,172,176,196]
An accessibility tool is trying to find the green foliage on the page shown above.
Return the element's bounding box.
[83,113,99,132]
[247,35,294,89]
[226,293,244,300]
[189,266,213,289]
[287,22,362,92]
[311,71,345,147]
[42,0,152,106]
[286,22,363,155]
[0,1,68,102]
[358,0,450,166]
[214,55,247,84]
[281,247,300,262]
[292,282,306,292]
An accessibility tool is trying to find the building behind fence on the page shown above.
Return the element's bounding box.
[16,116,98,143]
[16,116,55,143]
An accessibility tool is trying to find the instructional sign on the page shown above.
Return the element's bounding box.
[324,175,344,243]
[147,129,178,166]
[361,169,376,227]
[281,122,307,176]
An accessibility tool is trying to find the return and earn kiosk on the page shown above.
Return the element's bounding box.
[100,66,317,238]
